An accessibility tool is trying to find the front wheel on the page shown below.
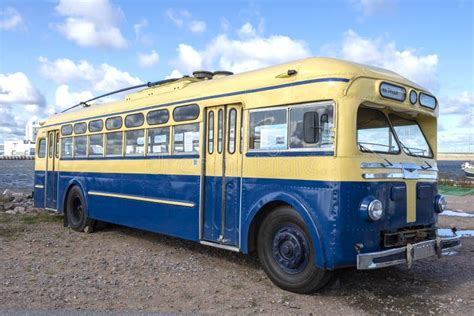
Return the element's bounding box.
[65,186,95,232]
[257,206,331,294]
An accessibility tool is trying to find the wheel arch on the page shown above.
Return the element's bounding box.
[242,192,327,268]
[60,178,88,215]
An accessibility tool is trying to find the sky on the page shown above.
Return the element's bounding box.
[0,0,472,152]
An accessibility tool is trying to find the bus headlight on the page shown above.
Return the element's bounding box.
[434,195,447,213]
[367,199,384,221]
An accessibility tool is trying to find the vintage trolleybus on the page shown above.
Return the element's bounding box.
[34,57,461,293]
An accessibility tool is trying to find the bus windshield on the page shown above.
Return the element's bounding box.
[389,114,432,158]
[356,108,400,154]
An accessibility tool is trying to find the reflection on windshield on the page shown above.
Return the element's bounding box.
[389,114,432,158]
[356,108,400,154]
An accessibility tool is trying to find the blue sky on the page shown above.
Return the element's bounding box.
[0,0,472,152]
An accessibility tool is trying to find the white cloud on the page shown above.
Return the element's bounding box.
[237,22,257,38]
[323,29,439,90]
[439,91,474,115]
[165,69,183,79]
[0,72,45,141]
[166,9,206,34]
[0,72,44,105]
[350,0,395,16]
[0,6,23,30]
[133,18,153,45]
[54,84,94,110]
[54,0,127,49]
[138,50,159,68]
[38,57,142,92]
[172,22,310,74]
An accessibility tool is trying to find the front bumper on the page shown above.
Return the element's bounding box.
[357,235,461,270]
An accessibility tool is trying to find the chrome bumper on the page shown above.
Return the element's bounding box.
[357,236,461,270]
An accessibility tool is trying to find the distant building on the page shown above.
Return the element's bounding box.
[3,140,35,156]
[0,144,4,156]
[25,120,40,143]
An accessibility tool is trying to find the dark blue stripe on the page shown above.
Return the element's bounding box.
[246,151,334,157]
[60,154,199,161]
[41,77,349,128]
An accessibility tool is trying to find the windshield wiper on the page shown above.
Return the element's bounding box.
[421,160,432,170]
[358,143,394,167]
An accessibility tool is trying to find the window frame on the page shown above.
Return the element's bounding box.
[228,108,237,154]
[208,111,214,154]
[356,107,401,156]
[105,116,123,131]
[88,119,104,133]
[147,109,170,125]
[125,113,145,128]
[247,100,335,153]
[147,126,170,156]
[173,104,200,122]
[172,123,200,154]
[388,113,434,158]
[105,131,124,157]
[125,129,145,156]
[74,122,87,135]
[61,124,73,136]
[37,138,46,158]
[88,133,104,157]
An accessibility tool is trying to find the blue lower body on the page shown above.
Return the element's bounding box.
[33,171,437,270]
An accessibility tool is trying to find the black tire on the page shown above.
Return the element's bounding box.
[257,206,331,294]
[65,186,94,232]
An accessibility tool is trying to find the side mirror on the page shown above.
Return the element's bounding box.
[303,111,320,143]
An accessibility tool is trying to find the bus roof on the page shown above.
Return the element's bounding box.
[42,57,428,127]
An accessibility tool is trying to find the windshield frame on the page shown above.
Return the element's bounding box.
[356,107,401,155]
[388,113,434,159]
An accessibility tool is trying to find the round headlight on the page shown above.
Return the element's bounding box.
[435,195,447,213]
[368,199,384,221]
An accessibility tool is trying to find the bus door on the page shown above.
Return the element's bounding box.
[203,105,242,246]
[45,130,60,210]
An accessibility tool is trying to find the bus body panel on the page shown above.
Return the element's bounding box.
[58,171,201,241]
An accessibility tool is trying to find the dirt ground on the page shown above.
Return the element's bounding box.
[0,195,473,315]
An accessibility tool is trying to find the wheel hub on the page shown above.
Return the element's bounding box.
[272,226,309,273]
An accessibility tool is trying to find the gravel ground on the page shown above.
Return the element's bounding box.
[0,196,473,315]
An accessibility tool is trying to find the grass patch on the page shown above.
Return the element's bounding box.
[438,185,474,196]
[20,213,63,225]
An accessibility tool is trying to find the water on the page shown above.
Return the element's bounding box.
[0,160,468,193]
[0,160,35,193]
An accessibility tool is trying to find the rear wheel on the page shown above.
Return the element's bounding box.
[65,186,94,232]
[257,206,331,294]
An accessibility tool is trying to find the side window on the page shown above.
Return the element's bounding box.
[106,116,123,130]
[173,104,199,122]
[147,109,169,125]
[89,134,103,157]
[125,129,145,156]
[37,139,46,158]
[74,136,87,158]
[61,137,73,158]
[289,103,334,149]
[89,119,103,132]
[148,127,170,154]
[217,109,223,153]
[61,124,73,136]
[48,133,54,158]
[106,132,123,156]
[208,111,214,154]
[228,109,237,154]
[74,122,87,134]
[55,132,60,158]
[125,113,144,128]
[173,124,199,153]
[249,108,287,150]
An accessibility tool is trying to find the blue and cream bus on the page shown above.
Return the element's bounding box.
[34,57,460,293]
